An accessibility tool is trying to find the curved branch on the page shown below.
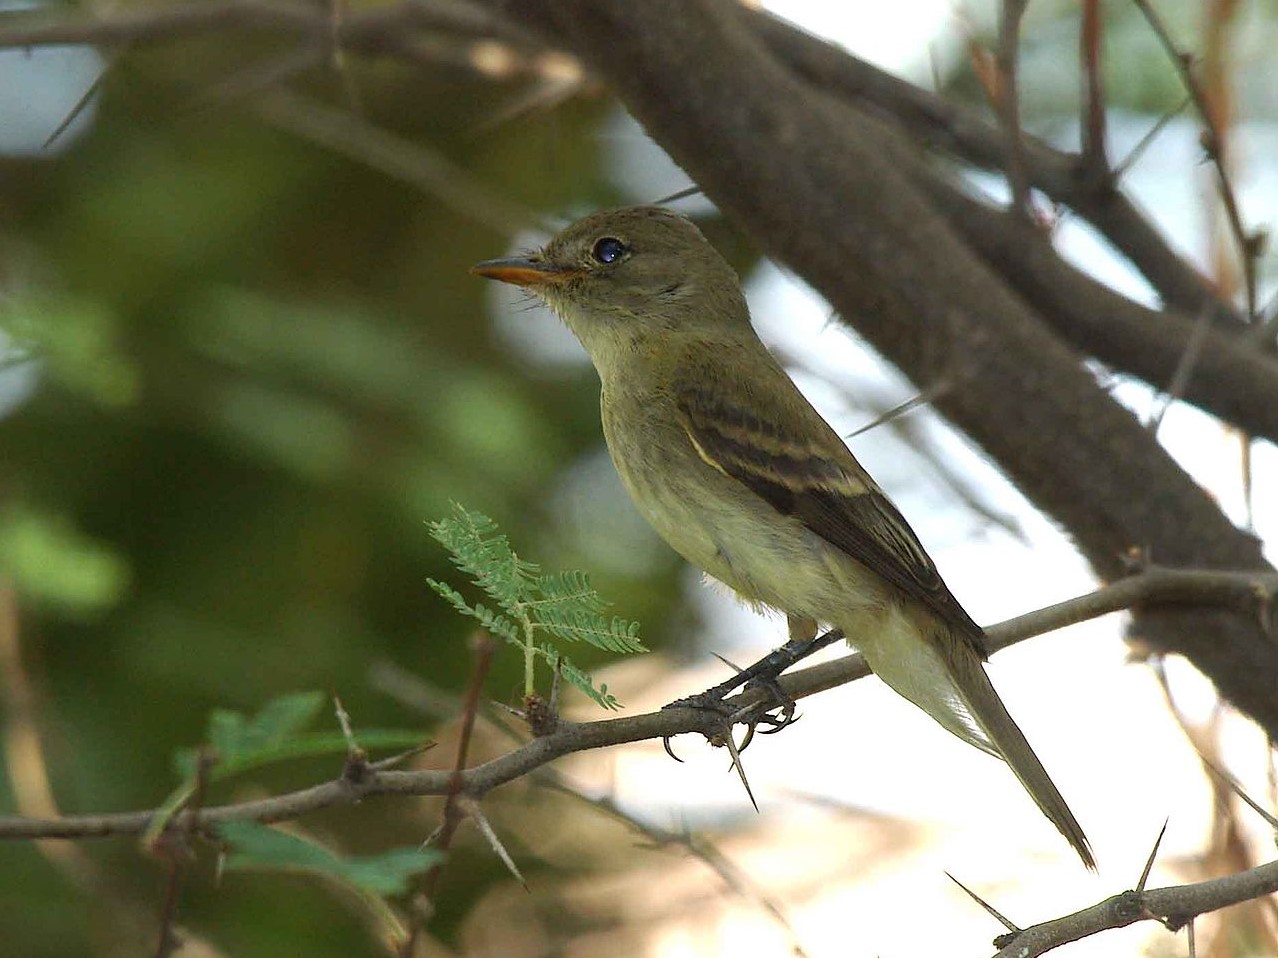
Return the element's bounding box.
[915,176,1278,442]
[0,566,1272,842]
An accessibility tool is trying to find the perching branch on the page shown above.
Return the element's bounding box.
[0,565,1273,843]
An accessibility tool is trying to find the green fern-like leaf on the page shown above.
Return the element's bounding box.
[427,506,536,611]
[427,504,644,709]
[425,580,520,643]
[468,602,521,644]
[426,578,475,617]
[527,569,645,653]
[530,570,607,614]
[538,644,622,710]
[530,606,647,654]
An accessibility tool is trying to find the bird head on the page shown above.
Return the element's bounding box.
[471,206,750,363]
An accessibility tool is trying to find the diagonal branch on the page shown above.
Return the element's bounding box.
[0,566,1273,842]
[912,176,1278,443]
[991,858,1278,957]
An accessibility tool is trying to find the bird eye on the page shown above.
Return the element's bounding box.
[590,237,628,264]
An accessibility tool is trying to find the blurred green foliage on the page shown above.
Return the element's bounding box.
[0,32,690,958]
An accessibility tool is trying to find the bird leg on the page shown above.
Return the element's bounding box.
[663,617,846,739]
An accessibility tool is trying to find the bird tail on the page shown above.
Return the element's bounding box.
[944,632,1096,870]
[856,607,1094,868]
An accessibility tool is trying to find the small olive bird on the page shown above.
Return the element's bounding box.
[472,206,1093,867]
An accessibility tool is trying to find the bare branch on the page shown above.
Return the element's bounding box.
[404,632,497,951]
[991,857,1278,957]
[913,177,1278,445]
[0,566,1274,843]
[1079,0,1108,172]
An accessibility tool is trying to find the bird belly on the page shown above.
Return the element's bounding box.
[604,415,879,621]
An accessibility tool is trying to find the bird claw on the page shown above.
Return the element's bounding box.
[662,674,800,757]
[661,734,685,762]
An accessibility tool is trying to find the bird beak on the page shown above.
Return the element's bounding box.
[470,256,583,287]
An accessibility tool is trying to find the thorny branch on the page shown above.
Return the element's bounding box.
[1,565,1274,842]
[990,859,1278,958]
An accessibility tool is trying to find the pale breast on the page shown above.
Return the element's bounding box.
[599,387,864,619]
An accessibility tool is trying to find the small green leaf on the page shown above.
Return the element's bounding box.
[241,691,327,749]
[177,691,326,774]
[218,821,443,896]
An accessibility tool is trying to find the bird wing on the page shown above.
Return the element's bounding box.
[674,372,986,651]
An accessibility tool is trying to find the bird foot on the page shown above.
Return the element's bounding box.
[662,673,799,761]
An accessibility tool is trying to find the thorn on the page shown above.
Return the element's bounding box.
[1136,817,1169,893]
[652,185,702,205]
[846,382,947,438]
[662,735,685,763]
[333,692,358,753]
[420,823,445,849]
[945,871,1020,932]
[711,651,744,673]
[722,730,759,813]
[1187,916,1196,958]
[43,59,111,151]
[367,742,437,772]
[490,700,526,720]
[461,796,528,891]
[1199,758,1278,831]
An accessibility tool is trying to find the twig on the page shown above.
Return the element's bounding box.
[0,0,531,52]
[744,6,1244,327]
[1129,0,1258,320]
[374,663,812,954]
[997,0,1032,219]
[532,770,810,955]
[1113,95,1190,178]
[402,631,496,953]
[250,88,534,235]
[1147,302,1213,434]
[151,748,213,958]
[1079,0,1108,176]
